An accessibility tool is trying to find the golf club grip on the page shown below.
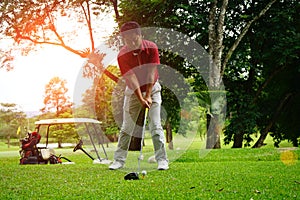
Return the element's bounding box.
[144,108,148,125]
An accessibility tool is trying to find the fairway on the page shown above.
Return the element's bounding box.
[0,138,299,200]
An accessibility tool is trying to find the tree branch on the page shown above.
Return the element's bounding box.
[212,0,228,86]
[253,64,286,103]
[215,0,228,62]
[110,0,120,20]
[208,0,217,57]
[17,34,88,58]
[221,0,277,76]
[80,0,95,51]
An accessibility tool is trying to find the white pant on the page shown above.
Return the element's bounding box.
[113,81,168,164]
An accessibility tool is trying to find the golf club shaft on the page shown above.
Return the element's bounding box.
[79,147,95,160]
[138,107,148,172]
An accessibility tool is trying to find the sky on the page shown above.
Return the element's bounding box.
[0,46,84,113]
[0,12,118,115]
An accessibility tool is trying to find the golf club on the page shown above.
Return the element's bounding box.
[124,107,148,180]
[73,139,95,160]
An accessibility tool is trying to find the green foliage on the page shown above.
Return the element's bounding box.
[49,124,79,144]
[0,103,26,139]
[223,0,300,147]
[81,65,122,135]
[253,0,300,147]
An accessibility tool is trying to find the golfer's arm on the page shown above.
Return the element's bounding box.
[126,73,144,103]
[144,65,157,99]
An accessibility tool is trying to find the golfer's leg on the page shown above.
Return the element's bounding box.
[113,90,142,164]
[113,131,131,164]
[149,83,168,162]
[149,103,167,162]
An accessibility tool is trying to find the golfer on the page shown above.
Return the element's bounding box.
[108,21,169,170]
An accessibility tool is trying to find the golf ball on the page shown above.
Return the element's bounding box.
[141,170,147,175]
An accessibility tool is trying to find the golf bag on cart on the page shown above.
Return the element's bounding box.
[19,132,64,164]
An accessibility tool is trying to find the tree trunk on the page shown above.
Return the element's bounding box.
[7,134,11,148]
[58,139,62,148]
[292,139,298,147]
[252,127,269,148]
[165,119,173,150]
[206,0,228,149]
[232,132,244,148]
[252,93,292,148]
[206,113,221,149]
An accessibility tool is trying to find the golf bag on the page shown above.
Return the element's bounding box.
[19,132,63,164]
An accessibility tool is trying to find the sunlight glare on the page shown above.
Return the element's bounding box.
[0,9,117,114]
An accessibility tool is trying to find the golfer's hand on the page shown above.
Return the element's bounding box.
[140,99,150,109]
[144,96,152,108]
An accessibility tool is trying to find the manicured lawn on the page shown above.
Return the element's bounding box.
[0,138,299,200]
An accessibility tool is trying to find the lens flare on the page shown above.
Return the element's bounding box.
[280,150,298,166]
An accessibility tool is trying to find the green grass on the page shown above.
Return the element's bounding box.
[0,137,299,200]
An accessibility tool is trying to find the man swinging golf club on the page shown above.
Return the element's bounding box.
[108,21,169,170]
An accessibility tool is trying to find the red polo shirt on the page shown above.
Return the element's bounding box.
[117,40,160,92]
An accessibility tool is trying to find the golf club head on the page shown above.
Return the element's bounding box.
[124,172,139,180]
[73,139,83,152]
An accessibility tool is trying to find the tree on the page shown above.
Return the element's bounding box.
[224,0,300,148]
[81,65,122,141]
[0,103,26,147]
[206,0,278,148]
[159,64,189,149]
[252,0,300,147]
[41,77,77,147]
[51,112,80,148]
[41,76,73,116]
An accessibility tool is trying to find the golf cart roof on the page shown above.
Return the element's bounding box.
[35,118,101,125]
